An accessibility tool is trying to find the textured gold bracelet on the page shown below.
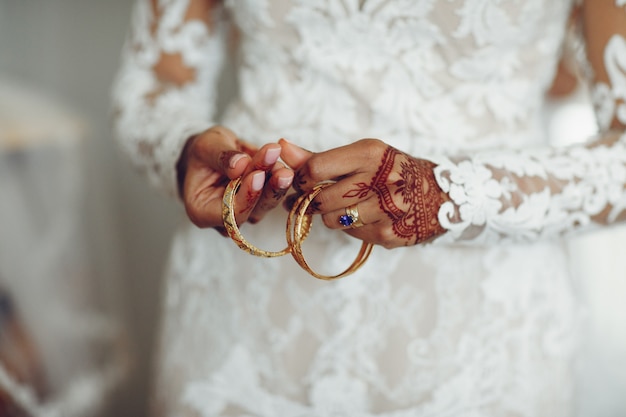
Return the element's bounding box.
[287,183,374,280]
[222,177,292,257]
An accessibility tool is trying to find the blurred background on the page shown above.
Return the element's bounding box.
[0,1,625,416]
[0,1,181,415]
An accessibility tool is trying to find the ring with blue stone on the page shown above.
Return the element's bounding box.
[339,204,364,228]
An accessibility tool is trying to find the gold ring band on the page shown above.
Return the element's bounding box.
[222,177,291,257]
[287,183,374,280]
[341,204,365,228]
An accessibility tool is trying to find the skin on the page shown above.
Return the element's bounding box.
[176,126,294,230]
[277,1,626,248]
[153,0,294,230]
[170,0,625,247]
[280,138,449,249]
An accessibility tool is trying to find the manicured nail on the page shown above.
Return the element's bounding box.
[277,176,292,189]
[252,171,265,191]
[264,147,281,166]
[229,153,247,169]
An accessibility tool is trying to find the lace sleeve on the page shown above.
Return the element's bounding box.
[112,0,226,197]
[433,0,626,244]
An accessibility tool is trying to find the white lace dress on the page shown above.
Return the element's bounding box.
[112,1,626,416]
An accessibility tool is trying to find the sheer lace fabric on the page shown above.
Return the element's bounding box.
[434,2,626,244]
[112,0,226,196]
[111,0,626,416]
[434,131,626,244]
[160,225,577,417]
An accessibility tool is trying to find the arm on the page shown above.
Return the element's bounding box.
[281,0,626,248]
[434,0,626,244]
[112,0,225,197]
[112,0,293,228]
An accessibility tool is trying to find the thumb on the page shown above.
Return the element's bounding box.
[191,126,251,179]
[279,138,314,170]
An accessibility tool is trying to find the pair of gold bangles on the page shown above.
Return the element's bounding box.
[222,177,374,280]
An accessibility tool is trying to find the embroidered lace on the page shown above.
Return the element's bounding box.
[112,1,626,416]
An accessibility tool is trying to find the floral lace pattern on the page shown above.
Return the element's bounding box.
[435,131,626,243]
[591,34,626,130]
[219,0,571,156]
[110,0,626,416]
[156,226,578,417]
[112,0,225,196]
[435,1,626,244]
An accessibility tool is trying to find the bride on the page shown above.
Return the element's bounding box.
[112,1,626,416]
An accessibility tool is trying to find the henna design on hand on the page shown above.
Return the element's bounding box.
[343,146,446,245]
[284,194,298,211]
[240,189,260,214]
[293,170,308,193]
[218,150,242,171]
[255,188,288,213]
[271,187,287,201]
[249,186,289,224]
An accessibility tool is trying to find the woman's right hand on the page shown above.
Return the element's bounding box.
[177,126,294,231]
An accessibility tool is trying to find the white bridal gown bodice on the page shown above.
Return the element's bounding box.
[112,0,626,416]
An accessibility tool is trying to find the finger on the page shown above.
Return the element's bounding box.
[231,170,266,225]
[280,138,316,193]
[322,207,400,249]
[244,143,282,175]
[279,138,314,170]
[190,126,252,179]
[285,138,385,194]
[343,226,389,249]
[281,169,372,214]
[183,169,228,228]
[236,138,258,157]
[238,143,288,222]
[344,225,406,249]
[283,192,299,212]
[320,197,379,230]
[302,172,374,214]
[184,169,265,228]
[249,164,294,223]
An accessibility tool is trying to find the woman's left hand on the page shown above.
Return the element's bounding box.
[280,138,450,249]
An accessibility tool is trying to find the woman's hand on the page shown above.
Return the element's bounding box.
[280,138,449,248]
[177,126,294,232]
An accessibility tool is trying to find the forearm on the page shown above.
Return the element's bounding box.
[433,129,626,244]
[433,1,626,245]
[111,0,225,197]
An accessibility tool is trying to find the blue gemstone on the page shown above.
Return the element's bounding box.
[339,214,354,227]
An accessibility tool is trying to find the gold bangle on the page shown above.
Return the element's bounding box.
[287,183,374,280]
[222,177,292,257]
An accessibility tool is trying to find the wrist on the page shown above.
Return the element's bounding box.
[415,158,450,244]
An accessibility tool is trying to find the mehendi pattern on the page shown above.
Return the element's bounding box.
[343,147,446,245]
[112,0,624,416]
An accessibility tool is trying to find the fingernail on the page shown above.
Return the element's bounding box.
[264,147,281,166]
[229,153,247,169]
[277,176,292,189]
[252,171,265,191]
